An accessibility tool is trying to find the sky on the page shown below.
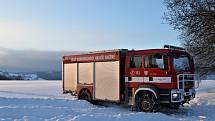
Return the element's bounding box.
[0,0,180,51]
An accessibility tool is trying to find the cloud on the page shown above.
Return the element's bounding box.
[0,47,80,72]
[0,22,33,42]
[0,50,8,56]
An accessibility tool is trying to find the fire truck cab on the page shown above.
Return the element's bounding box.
[62,45,199,112]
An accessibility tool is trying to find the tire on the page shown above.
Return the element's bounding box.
[79,90,92,102]
[136,93,159,112]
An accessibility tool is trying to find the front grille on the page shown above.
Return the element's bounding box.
[179,82,183,89]
[184,81,194,88]
[177,74,198,89]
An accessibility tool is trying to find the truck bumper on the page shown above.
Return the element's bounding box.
[170,88,195,103]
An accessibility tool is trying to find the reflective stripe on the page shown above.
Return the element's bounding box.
[135,88,158,99]
[125,77,143,82]
[144,77,171,83]
[125,77,128,82]
[125,77,172,83]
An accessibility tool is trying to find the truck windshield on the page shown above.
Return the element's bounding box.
[173,54,191,71]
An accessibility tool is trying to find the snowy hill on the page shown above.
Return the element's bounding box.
[0,71,63,80]
[0,80,214,120]
[0,71,44,80]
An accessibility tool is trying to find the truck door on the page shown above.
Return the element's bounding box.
[143,53,171,83]
[126,55,143,77]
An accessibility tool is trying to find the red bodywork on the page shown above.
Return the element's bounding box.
[124,49,194,97]
[63,50,124,102]
[63,48,195,104]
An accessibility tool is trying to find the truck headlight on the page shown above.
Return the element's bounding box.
[172,93,181,101]
[172,93,179,98]
[171,89,183,102]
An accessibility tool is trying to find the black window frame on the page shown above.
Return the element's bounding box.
[130,55,142,68]
[144,53,169,70]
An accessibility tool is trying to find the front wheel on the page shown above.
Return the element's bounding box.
[136,94,159,112]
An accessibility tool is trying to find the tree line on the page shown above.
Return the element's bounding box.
[164,0,215,77]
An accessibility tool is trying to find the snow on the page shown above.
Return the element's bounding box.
[206,72,215,80]
[0,80,214,121]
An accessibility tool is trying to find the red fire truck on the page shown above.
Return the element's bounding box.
[62,45,199,112]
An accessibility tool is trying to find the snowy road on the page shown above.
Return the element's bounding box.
[0,80,214,121]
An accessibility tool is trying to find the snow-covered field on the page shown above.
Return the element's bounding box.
[0,80,214,121]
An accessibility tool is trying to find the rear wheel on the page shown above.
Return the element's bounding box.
[79,90,92,102]
[136,94,159,112]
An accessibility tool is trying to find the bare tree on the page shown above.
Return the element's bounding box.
[164,0,215,76]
